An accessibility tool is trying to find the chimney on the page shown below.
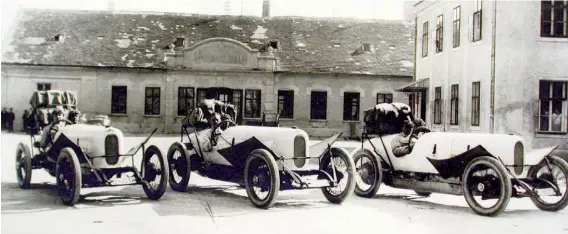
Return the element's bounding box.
[108,0,115,12]
[262,0,270,18]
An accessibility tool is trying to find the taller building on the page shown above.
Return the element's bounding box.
[404,0,568,151]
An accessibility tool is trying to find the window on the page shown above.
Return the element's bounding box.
[450,84,459,125]
[245,89,261,118]
[177,87,195,116]
[232,89,243,116]
[111,86,127,114]
[145,87,160,115]
[541,1,568,37]
[453,6,461,47]
[310,91,327,120]
[197,88,207,103]
[37,83,51,91]
[343,92,360,121]
[434,87,442,124]
[422,21,429,57]
[376,93,393,104]
[436,14,444,52]
[473,0,483,42]
[471,82,480,126]
[538,80,567,132]
[278,90,294,119]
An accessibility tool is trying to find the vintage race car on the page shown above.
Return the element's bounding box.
[15,90,169,206]
[351,102,568,216]
[166,99,355,208]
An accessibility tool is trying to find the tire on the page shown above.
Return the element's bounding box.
[352,149,382,198]
[462,156,512,217]
[528,155,568,212]
[142,145,169,200]
[167,142,191,192]
[56,147,82,206]
[16,142,33,189]
[320,147,356,204]
[244,149,280,209]
[415,191,432,197]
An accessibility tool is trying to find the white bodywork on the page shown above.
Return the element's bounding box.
[54,124,128,168]
[361,132,555,177]
[187,126,312,170]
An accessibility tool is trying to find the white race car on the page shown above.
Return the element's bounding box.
[15,90,169,206]
[351,102,568,216]
[166,99,356,208]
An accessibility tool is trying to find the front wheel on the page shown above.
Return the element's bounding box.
[167,142,191,192]
[142,145,169,200]
[320,148,356,204]
[244,149,280,209]
[528,155,568,212]
[16,143,33,189]
[352,149,382,198]
[462,156,512,217]
[56,148,82,206]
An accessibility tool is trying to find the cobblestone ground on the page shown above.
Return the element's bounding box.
[2,132,567,234]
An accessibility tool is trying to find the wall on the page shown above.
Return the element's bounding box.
[413,0,494,134]
[1,64,411,138]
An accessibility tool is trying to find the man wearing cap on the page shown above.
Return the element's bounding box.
[391,120,417,157]
[39,109,68,148]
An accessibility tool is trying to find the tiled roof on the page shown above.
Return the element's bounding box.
[2,9,415,76]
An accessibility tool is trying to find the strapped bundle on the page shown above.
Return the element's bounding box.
[363,102,414,135]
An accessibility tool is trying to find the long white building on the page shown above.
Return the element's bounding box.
[400,0,568,151]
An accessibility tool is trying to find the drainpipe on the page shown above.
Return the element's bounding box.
[489,0,497,134]
[413,16,418,82]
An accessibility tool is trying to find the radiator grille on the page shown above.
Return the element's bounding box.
[294,135,306,167]
[105,134,119,165]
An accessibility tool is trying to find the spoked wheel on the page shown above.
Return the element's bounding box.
[320,148,356,204]
[142,145,168,200]
[462,156,512,216]
[16,143,33,189]
[244,149,280,209]
[167,142,191,192]
[528,155,568,211]
[56,148,82,206]
[353,149,382,198]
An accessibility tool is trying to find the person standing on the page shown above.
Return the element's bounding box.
[1,107,7,131]
[7,108,15,132]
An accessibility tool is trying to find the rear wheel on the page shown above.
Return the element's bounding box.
[528,155,568,211]
[167,142,191,192]
[320,148,355,204]
[16,143,33,189]
[462,156,512,217]
[56,148,82,206]
[244,149,280,209]
[353,149,382,198]
[142,145,168,200]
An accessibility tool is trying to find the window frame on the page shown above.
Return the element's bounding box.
[376,93,393,104]
[144,87,161,116]
[343,92,360,121]
[541,0,568,38]
[111,85,127,114]
[177,86,195,116]
[277,90,294,119]
[434,86,442,124]
[453,6,461,48]
[436,14,444,53]
[450,84,459,125]
[537,80,567,133]
[471,82,480,126]
[310,90,327,120]
[244,89,261,119]
[473,0,483,42]
[422,21,429,57]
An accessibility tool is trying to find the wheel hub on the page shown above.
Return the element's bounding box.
[477,182,485,192]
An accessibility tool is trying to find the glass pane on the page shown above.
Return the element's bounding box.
[551,100,563,131]
[552,82,564,99]
[540,81,551,99]
[146,88,152,96]
[153,88,159,96]
[554,22,566,36]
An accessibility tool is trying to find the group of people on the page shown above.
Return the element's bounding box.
[1,108,16,132]
[185,99,237,152]
[34,107,84,149]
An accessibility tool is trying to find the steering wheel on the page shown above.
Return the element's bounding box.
[410,126,431,140]
[46,119,73,145]
[214,119,237,132]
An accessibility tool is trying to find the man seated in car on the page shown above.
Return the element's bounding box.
[39,108,68,148]
[391,120,417,157]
